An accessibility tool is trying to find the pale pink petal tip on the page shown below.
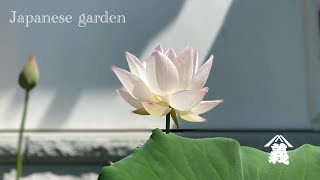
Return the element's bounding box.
[201,87,209,93]
[125,51,133,57]
[110,65,116,71]
[151,51,158,56]
[124,52,131,61]
[208,55,214,61]
[154,45,163,52]
[186,46,193,50]
[154,50,162,55]
[165,48,173,53]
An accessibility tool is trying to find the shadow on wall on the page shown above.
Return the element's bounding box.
[180,0,307,129]
[0,0,185,128]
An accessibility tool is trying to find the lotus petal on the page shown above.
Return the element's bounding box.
[117,89,143,109]
[165,48,177,61]
[112,66,154,102]
[193,50,199,73]
[191,100,223,114]
[142,61,147,68]
[154,45,163,53]
[171,47,194,90]
[170,89,207,111]
[125,52,145,78]
[133,108,150,115]
[142,102,171,116]
[180,113,206,122]
[187,55,213,90]
[146,51,179,95]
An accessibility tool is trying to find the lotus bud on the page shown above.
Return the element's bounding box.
[19,56,39,90]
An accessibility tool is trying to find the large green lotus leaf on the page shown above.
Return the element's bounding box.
[98,129,320,180]
[241,145,320,179]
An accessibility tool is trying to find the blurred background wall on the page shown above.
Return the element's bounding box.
[1,0,320,179]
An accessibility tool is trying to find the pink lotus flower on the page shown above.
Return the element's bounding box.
[112,45,222,127]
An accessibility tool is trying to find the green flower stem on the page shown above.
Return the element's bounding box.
[16,90,29,180]
[165,113,170,134]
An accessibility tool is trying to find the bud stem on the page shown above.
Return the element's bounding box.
[16,90,29,180]
[165,113,170,134]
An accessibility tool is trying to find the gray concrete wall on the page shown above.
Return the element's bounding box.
[0,132,150,179]
[1,0,316,130]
